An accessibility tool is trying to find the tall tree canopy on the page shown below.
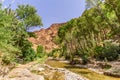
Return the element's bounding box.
[55,0,120,63]
[16,4,43,30]
[0,4,43,64]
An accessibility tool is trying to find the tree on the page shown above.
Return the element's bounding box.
[0,4,21,64]
[13,5,43,62]
[104,0,120,38]
[0,4,43,64]
[85,0,104,9]
[16,4,43,31]
[56,0,120,63]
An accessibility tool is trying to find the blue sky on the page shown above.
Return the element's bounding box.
[2,0,85,31]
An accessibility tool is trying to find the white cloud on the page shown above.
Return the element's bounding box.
[12,0,15,3]
[0,0,15,3]
[0,0,4,3]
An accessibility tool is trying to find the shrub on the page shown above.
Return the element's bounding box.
[21,40,36,62]
[36,45,45,58]
[0,42,20,65]
[37,45,43,53]
[28,32,36,38]
[94,41,120,61]
[1,54,11,65]
[1,51,17,65]
[48,49,60,58]
[82,55,89,64]
[23,47,36,62]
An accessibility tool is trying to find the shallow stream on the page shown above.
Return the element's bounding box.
[45,59,120,80]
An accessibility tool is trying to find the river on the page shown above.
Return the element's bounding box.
[45,59,120,80]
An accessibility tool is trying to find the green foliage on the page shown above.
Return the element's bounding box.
[36,45,45,58]
[0,4,43,64]
[85,0,103,9]
[0,43,19,65]
[37,45,43,54]
[56,0,120,63]
[48,49,61,58]
[95,41,120,61]
[1,54,15,65]
[82,54,89,64]
[21,40,36,62]
[1,55,11,65]
[16,4,43,30]
[28,32,36,38]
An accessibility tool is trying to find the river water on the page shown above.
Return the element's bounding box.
[45,59,120,80]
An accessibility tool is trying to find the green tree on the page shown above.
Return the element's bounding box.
[13,4,43,62]
[16,4,43,31]
[85,0,104,9]
[0,4,43,64]
[37,45,44,54]
[56,0,120,63]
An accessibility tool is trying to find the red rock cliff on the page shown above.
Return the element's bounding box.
[29,23,65,52]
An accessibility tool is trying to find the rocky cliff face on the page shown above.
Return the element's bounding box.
[29,23,65,52]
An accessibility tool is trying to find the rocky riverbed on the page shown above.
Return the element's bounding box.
[0,61,88,80]
[104,61,120,78]
[0,59,120,80]
[46,59,120,80]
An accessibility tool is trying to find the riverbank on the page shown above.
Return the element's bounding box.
[0,58,120,80]
[0,60,88,80]
[45,59,120,80]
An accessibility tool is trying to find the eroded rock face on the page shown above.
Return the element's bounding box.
[29,23,66,52]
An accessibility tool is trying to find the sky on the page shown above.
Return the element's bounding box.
[1,0,85,31]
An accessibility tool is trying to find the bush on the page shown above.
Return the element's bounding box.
[23,47,36,62]
[48,49,60,58]
[37,45,43,53]
[28,32,36,38]
[1,52,17,65]
[94,41,120,61]
[1,55,12,65]
[0,42,20,65]
[82,54,89,64]
[36,45,45,58]
[21,40,36,62]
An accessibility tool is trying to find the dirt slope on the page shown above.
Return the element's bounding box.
[29,23,65,52]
